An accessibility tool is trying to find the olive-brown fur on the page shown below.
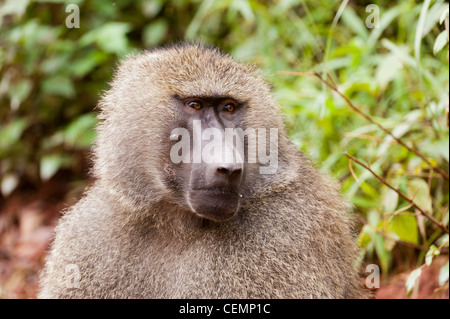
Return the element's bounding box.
[39,44,364,298]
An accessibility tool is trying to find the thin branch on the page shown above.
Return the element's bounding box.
[278,71,316,77]
[344,132,397,144]
[278,70,449,181]
[386,212,417,217]
[396,171,447,179]
[346,152,449,234]
[326,71,337,88]
[387,203,415,218]
[348,159,359,182]
[384,203,415,231]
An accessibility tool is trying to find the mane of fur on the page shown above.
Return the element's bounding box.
[39,44,365,299]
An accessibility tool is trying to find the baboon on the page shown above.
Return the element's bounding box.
[39,43,365,298]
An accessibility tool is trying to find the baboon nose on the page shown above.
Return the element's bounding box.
[216,165,243,178]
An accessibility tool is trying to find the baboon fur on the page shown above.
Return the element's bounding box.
[39,44,364,298]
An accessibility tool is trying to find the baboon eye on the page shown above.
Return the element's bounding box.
[187,101,202,110]
[222,103,235,113]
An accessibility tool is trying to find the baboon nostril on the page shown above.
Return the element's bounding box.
[216,166,242,176]
[217,167,229,174]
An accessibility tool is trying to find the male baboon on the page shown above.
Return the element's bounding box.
[39,43,364,298]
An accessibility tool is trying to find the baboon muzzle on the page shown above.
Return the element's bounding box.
[188,159,244,222]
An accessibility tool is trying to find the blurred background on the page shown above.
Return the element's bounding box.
[0,0,448,299]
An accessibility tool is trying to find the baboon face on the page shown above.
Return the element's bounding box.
[164,96,247,222]
[98,44,285,222]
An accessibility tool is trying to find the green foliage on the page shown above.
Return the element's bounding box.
[0,0,449,293]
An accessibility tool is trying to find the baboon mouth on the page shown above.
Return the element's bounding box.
[188,188,241,222]
[192,187,241,196]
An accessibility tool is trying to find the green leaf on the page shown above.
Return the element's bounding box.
[0,118,28,153]
[383,187,399,213]
[1,173,19,197]
[378,118,416,157]
[375,54,401,90]
[440,6,449,25]
[352,196,378,209]
[406,268,422,296]
[40,54,71,75]
[439,261,449,286]
[374,234,392,273]
[97,23,131,54]
[425,245,440,266]
[143,20,168,48]
[358,225,373,247]
[415,0,432,62]
[0,0,30,19]
[367,6,402,48]
[423,1,448,36]
[433,30,448,55]
[420,136,449,161]
[386,215,419,245]
[341,7,369,40]
[69,51,109,78]
[443,211,449,228]
[435,234,449,247]
[8,79,32,110]
[40,155,63,181]
[41,75,75,98]
[367,210,380,226]
[360,181,379,199]
[64,113,97,148]
[231,0,255,22]
[407,179,433,215]
[142,0,165,18]
[80,22,131,55]
[40,154,72,181]
[439,136,449,162]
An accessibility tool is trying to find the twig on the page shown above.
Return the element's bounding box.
[344,132,397,144]
[346,152,449,234]
[278,71,316,77]
[278,70,449,181]
[326,71,337,88]
[396,171,447,179]
[348,159,359,182]
[384,203,415,231]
